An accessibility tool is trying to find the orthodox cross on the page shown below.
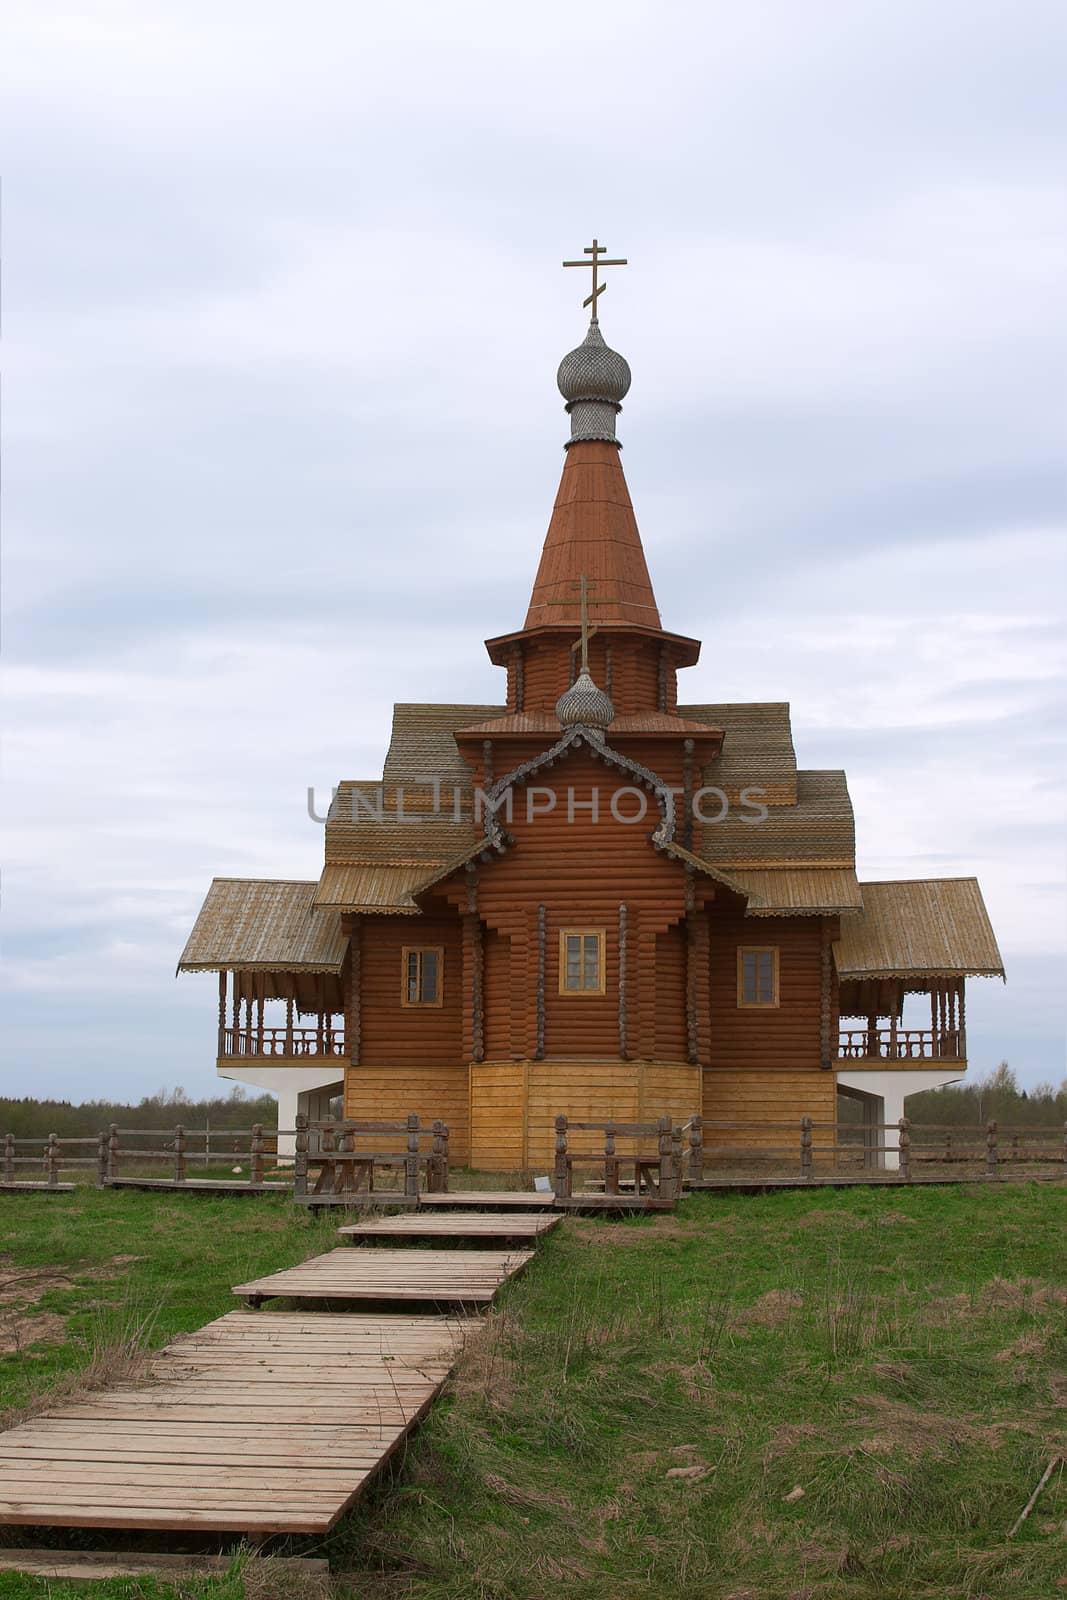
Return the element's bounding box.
[562,237,627,317]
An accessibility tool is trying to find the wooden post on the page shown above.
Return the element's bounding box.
[218,971,227,1055]
[108,1123,119,1182]
[405,1113,421,1201]
[688,1115,704,1184]
[3,1134,13,1185]
[800,1116,813,1180]
[898,1117,911,1181]
[97,1130,108,1187]
[250,1124,264,1186]
[657,1115,676,1201]
[986,1119,998,1178]
[604,1123,618,1195]
[285,993,294,1056]
[430,1119,445,1193]
[671,1124,683,1183]
[45,1133,59,1189]
[554,1114,570,1199]
[294,1113,309,1199]
[174,1124,186,1185]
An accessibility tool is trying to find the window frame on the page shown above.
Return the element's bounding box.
[736,945,780,1009]
[558,928,607,997]
[400,945,445,1009]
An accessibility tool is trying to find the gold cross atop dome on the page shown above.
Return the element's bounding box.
[562,237,627,318]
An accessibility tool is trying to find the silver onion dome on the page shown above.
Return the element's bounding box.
[557,320,631,448]
[555,669,616,733]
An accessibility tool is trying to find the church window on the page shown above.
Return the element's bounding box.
[737,947,779,1008]
[402,947,443,1007]
[559,929,605,995]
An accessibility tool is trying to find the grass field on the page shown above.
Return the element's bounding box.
[0,1183,1064,1599]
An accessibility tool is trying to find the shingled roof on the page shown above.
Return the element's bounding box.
[178,879,346,972]
[835,879,1005,980]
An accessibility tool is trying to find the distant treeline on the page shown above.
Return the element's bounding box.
[0,1085,279,1139]
[840,1064,1066,1128]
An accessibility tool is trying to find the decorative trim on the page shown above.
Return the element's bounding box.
[483,725,677,849]
[820,920,833,1068]
[657,643,668,712]
[682,738,695,852]
[349,922,362,1066]
[535,906,546,1060]
[512,643,525,713]
[470,915,485,1063]
[605,643,614,699]
[685,868,699,1064]
[482,739,494,791]
[618,903,629,1059]
[217,971,226,1055]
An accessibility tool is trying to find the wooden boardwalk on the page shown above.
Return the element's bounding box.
[338,1212,561,1243]
[417,1190,554,1210]
[0,1311,465,1535]
[233,1246,533,1307]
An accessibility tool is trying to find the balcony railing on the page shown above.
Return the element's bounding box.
[220,1025,346,1060]
[838,1026,965,1062]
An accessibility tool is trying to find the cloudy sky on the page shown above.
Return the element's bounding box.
[3,0,1064,1102]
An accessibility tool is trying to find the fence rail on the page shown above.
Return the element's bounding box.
[220,1025,346,1059]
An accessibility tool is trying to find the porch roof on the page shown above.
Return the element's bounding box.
[314,862,438,915]
[730,866,863,916]
[178,879,346,973]
[834,878,1005,981]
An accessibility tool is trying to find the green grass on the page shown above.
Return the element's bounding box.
[1,1184,1065,1598]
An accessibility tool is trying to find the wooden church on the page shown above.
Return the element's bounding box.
[179,244,1004,1168]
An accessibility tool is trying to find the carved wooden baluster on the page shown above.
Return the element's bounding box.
[958,982,967,1060]
[231,979,240,1054]
[294,1112,309,1199]
[604,1123,618,1195]
[657,1115,676,1201]
[554,1114,569,1199]
[405,1113,420,1201]
[250,1124,264,1186]
[799,1116,813,1180]
[174,1124,186,1185]
[285,992,295,1056]
[986,1119,998,1178]
[688,1115,704,1184]
[898,1118,911,1181]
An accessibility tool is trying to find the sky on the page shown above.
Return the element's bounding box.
[2,0,1065,1102]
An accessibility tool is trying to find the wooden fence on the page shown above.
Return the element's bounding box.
[292,1115,450,1206]
[553,1114,680,1202]
[684,1117,1067,1183]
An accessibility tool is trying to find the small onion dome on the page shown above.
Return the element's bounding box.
[557,319,631,406]
[556,669,616,732]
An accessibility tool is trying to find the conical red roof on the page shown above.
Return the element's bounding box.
[523,440,662,630]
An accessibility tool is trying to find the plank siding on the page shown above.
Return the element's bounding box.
[343,1066,470,1163]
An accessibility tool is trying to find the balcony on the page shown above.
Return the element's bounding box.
[838,1026,965,1063]
[219,1025,346,1061]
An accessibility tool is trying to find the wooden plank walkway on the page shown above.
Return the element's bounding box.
[233,1247,533,1307]
[0,1183,75,1194]
[0,1550,329,1581]
[0,1311,466,1534]
[338,1211,562,1243]
[105,1178,289,1194]
[417,1190,554,1210]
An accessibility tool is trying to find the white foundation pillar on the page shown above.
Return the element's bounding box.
[836,1068,965,1171]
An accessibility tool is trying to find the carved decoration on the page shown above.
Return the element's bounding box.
[618,902,629,1059]
[535,905,546,1060]
[819,919,833,1069]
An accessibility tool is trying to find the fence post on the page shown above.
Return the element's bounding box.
[671,1124,683,1187]
[45,1134,59,1188]
[250,1124,264,1186]
[554,1115,570,1199]
[688,1115,703,1185]
[800,1116,813,1180]
[294,1113,309,1199]
[658,1114,676,1202]
[604,1123,618,1195]
[405,1113,420,1201]
[174,1124,186,1185]
[430,1119,445,1193]
[96,1131,108,1187]
[3,1134,13,1185]
[986,1119,998,1178]
[107,1123,119,1183]
[440,1123,450,1192]
[1062,1121,1067,1177]
[898,1118,911,1181]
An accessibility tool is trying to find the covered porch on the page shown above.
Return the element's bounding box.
[179,878,349,1153]
[833,877,1005,1167]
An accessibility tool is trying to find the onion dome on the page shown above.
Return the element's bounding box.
[556,319,631,448]
[555,669,616,733]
